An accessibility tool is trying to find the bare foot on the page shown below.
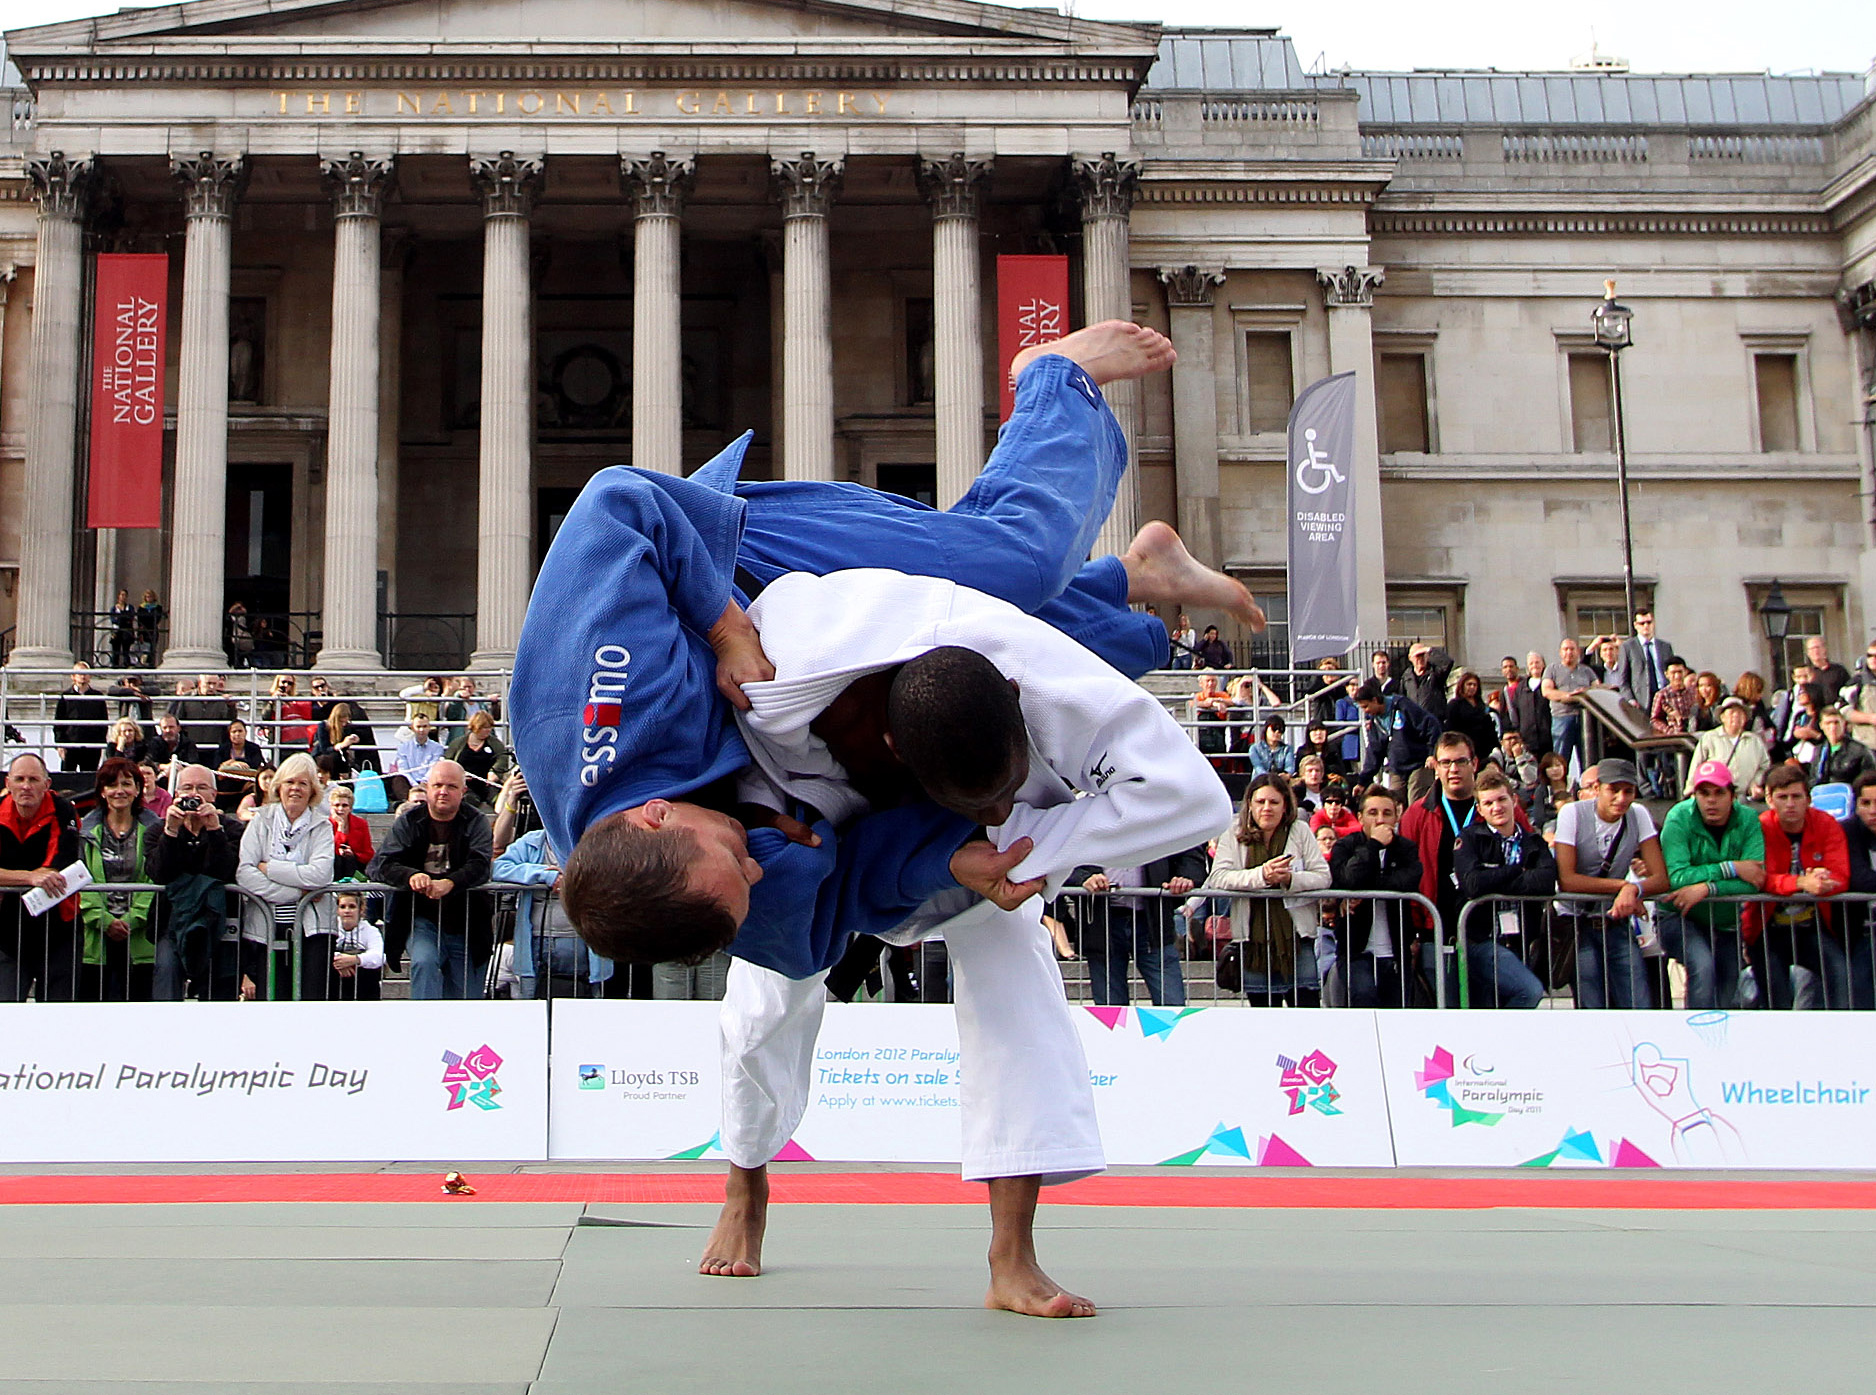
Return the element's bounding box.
[985,1254,1098,1319]
[1122,519,1266,632]
[1010,320,1175,388]
[699,1165,767,1278]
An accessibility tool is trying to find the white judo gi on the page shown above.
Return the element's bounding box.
[720,569,1233,1183]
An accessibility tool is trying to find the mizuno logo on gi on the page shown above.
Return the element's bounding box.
[579,643,633,787]
[1090,751,1116,788]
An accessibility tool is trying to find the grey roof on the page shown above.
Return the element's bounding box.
[1143,31,1869,127]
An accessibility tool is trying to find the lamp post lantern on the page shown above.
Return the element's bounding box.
[1592,278,1638,629]
[1760,579,1793,686]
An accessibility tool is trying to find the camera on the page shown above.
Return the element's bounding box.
[175,795,203,812]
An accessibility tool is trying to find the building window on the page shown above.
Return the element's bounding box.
[1243,332,1294,434]
[1747,583,1842,689]
[1385,584,1467,662]
[1754,353,1800,452]
[1554,582,1657,649]
[1227,572,1293,692]
[904,297,935,407]
[1567,353,1614,453]
[1378,353,1431,454]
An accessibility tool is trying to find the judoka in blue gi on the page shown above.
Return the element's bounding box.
[510,322,1257,1317]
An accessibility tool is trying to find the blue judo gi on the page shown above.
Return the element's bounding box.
[509,354,1168,979]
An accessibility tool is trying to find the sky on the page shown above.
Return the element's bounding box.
[3,0,1874,77]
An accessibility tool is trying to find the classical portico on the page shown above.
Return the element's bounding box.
[1,0,1161,670]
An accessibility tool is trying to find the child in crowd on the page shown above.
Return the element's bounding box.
[328,890,385,1002]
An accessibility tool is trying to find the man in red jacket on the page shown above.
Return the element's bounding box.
[1749,764,1850,1009]
[0,753,83,1001]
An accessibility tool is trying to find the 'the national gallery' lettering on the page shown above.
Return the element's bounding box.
[269,89,892,119]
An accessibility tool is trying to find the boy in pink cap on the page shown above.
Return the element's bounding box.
[1655,759,1768,1008]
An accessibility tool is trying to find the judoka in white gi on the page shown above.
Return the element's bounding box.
[707,568,1233,1317]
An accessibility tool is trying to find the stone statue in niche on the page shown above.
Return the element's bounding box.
[228,298,265,403]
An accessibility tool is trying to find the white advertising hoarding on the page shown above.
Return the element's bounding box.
[0,1002,548,1162]
[546,1000,1396,1167]
[1378,1009,1876,1170]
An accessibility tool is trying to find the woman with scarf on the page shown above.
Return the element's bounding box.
[1201,773,1332,1006]
[235,752,336,1001]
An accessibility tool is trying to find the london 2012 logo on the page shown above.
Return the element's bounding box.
[1277,1050,1342,1116]
[441,1045,503,1111]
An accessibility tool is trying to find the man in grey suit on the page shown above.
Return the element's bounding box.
[1609,611,1675,712]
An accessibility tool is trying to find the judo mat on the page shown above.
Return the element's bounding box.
[0,1167,1872,1393]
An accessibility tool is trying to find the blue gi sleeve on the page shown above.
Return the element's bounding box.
[510,465,752,861]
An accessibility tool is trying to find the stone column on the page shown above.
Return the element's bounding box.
[12,153,92,669]
[622,152,694,476]
[162,153,245,669]
[1318,265,1389,645]
[772,153,842,482]
[918,153,991,507]
[468,152,544,669]
[376,230,412,620]
[1074,153,1141,559]
[1840,280,1876,632]
[314,153,394,671]
[1158,265,1226,570]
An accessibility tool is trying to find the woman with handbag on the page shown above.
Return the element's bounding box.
[1201,774,1331,1006]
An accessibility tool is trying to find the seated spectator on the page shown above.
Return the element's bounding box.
[214,718,269,775]
[446,710,514,812]
[1189,673,1232,763]
[0,755,83,1002]
[1649,658,1698,736]
[1498,729,1542,803]
[1192,624,1233,670]
[235,764,276,824]
[1771,666,1822,759]
[1747,765,1850,1010]
[1840,771,1876,1010]
[236,753,336,1002]
[1449,769,1553,1008]
[1688,670,1726,734]
[496,826,609,999]
[1444,669,1499,767]
[267,674,319,751]
[1202,774,1332,1007]
[441,676,498,748]
[1074,843,1206,1008]
[398,675,446,733]
[1532,751,1573,831]
[76,757,162,1002]
[1812,707,1876,788]
[1735,670,1775,741]
[1553,759,1669,1009]
[1307,656,1348,728]
[1329,786,1423,1008]
[369,760,493,999]
[103,715,149,766]
[1846,646,1876,751]
[1688,696,1771,799]
[106,672,156,725]
[171,672,239,753]
[1310,779,1360,840]
[1294,752,1329,812]
[138,762,172,820]
[327,781,375,881]
[326,888,385,1001]
[306,674,338,725]
[1226,674,1280,761]
[1656,760,1766,1010]
[312,704,367,776]
[387,712,448,805]
[145,711,200,776]
[1353,680,1443,791]
[1296,719,1349,778]
[1247,718,1298,778]
[147,763,238,999]
[1401,643,1451,723]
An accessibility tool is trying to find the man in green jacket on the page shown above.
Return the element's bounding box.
[1656,759,1767,1009]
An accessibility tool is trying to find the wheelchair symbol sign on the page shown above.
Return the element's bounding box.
[1294,429,1346,496]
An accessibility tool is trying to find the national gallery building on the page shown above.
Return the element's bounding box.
[0,2,1872,680]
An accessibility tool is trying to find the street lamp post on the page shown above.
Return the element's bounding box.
[1760,579,1792,687]
[1591,278,1637,628]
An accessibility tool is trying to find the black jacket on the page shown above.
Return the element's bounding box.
[148,818,241,885]
[369,803,495,966]
[1330,831,1424,953]
[1503,680,1553,756]
[1813,739,1876,788]
[1444,697,1501,766]
[1401,661,1451,723]
[1358,695,1445,781]
[1454,822,1557,944]
[53,687,110,751]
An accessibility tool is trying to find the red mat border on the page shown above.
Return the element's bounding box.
[1,1172,1873,1209]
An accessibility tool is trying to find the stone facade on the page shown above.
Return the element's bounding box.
[0,5,1869,680]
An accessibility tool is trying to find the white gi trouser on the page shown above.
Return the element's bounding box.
[720,900,1104,1185]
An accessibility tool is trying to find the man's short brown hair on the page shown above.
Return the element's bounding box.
[1763,764,1809,797]
[1473,769,1513,798]
[561,820,739,966]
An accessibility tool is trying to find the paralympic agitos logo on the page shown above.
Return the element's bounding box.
[579,643,633,786]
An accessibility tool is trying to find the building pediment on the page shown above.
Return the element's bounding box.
[7,0,1158,55]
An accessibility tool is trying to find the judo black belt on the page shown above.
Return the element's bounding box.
[733,566,767,601]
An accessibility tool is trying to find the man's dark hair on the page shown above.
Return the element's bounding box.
[1852,769,1876,801]
[1354,679,1385,705]
[1360,786,1400,812]
[886,647,1025,802]
[1435,731,1475,758]
[561,821,738,966]
[1763,764,1809,797]
[1263,717,1285,735]
[1474,769,1513,797]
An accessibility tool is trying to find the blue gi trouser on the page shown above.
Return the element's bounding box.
[725,355,1169,679]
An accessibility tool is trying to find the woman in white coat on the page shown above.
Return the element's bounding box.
[236,752,336,1001]
[1203,773,1332,1005]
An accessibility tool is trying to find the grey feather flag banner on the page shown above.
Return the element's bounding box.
[1286,371,1359,663]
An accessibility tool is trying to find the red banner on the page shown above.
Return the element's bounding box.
[996,254,1070,421]
[87,253,169,529]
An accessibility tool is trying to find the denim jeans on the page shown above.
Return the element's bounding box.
[1418,939,1545,1008]
[1655,911,1742,1010]
[1347,951,1412,1008]
[1750,919,1854,1010]
[408,913,486,1000]
[1550,714,1583,772]
[1573,916,1655,1009]
[1083,904,1186,1006]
